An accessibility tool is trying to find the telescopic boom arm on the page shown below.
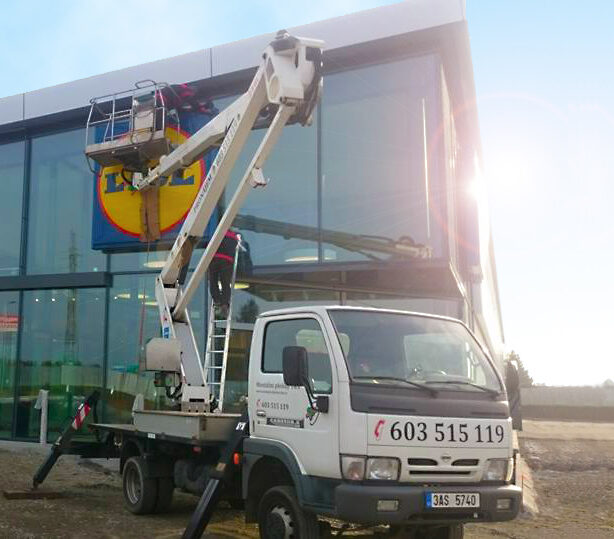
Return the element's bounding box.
[141,32,323,410]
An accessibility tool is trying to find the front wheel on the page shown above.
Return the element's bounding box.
[257,485,319,539]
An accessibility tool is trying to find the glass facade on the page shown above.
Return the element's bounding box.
[0,141,24,276]
[220,54,448,266]
[27,129,105,275]
[0,292,18,437]
[321,55,444,262]
[218,94,319,267]
[0,47,501,439]
[16,288,105,439]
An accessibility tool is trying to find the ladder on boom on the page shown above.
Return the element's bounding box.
[203,236,243,411]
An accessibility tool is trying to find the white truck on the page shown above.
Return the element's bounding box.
[241,305,521,538]
[33,31,521,539]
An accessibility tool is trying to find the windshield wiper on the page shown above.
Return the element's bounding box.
[425,380,501,397]
[353,376,438,396]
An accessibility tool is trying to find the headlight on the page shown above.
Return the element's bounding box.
[366,457,400,481]
[341,456,401,481]
[484,458,514,482]
[341,455,366,481]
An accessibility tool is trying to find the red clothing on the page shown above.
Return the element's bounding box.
[213,231,238,263]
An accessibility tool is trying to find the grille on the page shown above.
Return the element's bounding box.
[406,457,480,480]
[453,459,479,466]
[408,458,437,466]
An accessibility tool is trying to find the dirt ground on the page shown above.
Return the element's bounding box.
[0,420,613,538]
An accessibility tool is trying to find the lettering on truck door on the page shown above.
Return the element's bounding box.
[253,316,340,478]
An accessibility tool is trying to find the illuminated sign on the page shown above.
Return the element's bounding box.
[0,314,18,332]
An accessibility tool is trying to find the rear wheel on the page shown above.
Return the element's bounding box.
[257,485,319,539]
[122,456,158,515]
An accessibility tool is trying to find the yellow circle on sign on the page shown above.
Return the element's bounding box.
[96,127,204,237]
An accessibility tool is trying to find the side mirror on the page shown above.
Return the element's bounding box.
[282,346,308,387]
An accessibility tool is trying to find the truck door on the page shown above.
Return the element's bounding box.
[251,315,340,479]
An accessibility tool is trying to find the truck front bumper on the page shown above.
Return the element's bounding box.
[334,483,522,525]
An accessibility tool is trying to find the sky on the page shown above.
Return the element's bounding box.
[466,1,614,385]
[1,1,611,385]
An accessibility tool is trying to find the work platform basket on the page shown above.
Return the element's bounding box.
[84,80,178,173]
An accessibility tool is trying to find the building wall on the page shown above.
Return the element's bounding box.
[520,387,614,422]
[0,2,503,441]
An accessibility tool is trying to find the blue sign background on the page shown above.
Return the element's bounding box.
[92,110,219,252]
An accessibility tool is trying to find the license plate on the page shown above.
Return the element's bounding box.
[425,492,480,509]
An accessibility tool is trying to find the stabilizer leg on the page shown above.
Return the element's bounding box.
[182,412,249,538]
[181,478,224,539]
[32,390,100,488]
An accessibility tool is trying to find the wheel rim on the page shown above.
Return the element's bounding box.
[265,504,295,539]
[125,465,142,505]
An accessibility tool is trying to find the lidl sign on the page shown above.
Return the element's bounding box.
[92,113,217,251]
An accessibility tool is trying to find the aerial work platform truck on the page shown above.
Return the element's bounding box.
[34,31,522,539]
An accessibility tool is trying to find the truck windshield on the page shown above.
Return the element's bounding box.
[328,310,502,394]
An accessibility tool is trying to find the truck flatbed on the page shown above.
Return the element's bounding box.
[92,410,241,446]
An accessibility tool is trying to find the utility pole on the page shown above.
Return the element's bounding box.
[64,231,79,364]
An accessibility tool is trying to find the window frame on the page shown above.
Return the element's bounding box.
[260,315,334,394]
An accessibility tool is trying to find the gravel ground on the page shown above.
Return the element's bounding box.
[1,420,613,538]
[468,421,614,539]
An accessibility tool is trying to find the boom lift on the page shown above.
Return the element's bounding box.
[148,32,321,416]
[86,31,323,417]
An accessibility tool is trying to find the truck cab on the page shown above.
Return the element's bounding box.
[245,305,521,537]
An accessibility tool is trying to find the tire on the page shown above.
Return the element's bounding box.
[154,476,175,513]
[122,456,158,515]
[257,485,319,539]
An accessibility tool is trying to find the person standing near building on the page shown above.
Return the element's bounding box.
[209,230,239,318]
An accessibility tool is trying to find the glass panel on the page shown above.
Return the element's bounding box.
[440,67,459,265]
[321,55,444,262]
[111,249,171,272]
[110,238,205,271]
[345,292,462,319]
[16,288,105,440]
[232,284,340,324]
[215,96,319,267]
[0,141,24,276]
[105,273,205,423]
[263,318,332,394]
[27,129,105,274]
[0,292,19,438]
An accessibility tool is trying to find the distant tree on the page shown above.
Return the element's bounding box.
[505,350,533,387]
[236,299,259,324]
[603,379,614,387]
